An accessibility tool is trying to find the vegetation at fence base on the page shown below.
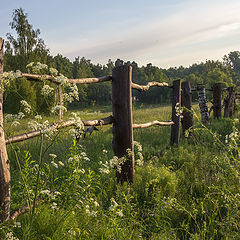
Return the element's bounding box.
[3,8,240,115]
[0,106,239,239]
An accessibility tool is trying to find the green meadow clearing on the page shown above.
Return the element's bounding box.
[1,104,240,240]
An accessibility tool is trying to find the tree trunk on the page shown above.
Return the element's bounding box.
[0,38,10,222]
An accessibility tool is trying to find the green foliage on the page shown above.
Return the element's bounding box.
[1,105,240,239]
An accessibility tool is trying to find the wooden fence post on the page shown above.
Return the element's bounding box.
[197,84,210,123]
[212,83,222,119]
[170,79,181,145]
[0,38,10,222]
[181,81,193,134]
[112,65,134,183]
[224,87,235,118]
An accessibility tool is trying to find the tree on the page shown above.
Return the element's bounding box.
[5,8,49,71]
[3,8,54,114]
[223,51,240,85]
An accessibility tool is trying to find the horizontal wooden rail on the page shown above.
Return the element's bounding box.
[131,81,169,91]
[5,116,113,145]
[21,73,60,84]
[18,73,112,85]
[133,120,174,129]
[68,76,112,84]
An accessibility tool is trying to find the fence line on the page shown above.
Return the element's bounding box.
[0,36,238,222]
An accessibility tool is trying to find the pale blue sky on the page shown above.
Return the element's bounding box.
[1,0,240,68]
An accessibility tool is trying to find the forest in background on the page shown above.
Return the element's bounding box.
[3,8,240,114]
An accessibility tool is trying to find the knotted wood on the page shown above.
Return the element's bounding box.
[0,38,10,222]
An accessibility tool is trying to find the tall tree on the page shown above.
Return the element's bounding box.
[5,8,49,71]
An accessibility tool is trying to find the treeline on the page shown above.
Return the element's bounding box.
[3,8,240,114]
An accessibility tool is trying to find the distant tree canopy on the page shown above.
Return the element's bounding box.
[3,8,240,114]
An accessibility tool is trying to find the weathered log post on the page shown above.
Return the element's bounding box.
[112,65,134,183]
[0,38,10,222]
[197,84,210,124]
[170,79,181,145]
[212,83,222,119]
[224,87,235,118]
[181,81,193,134]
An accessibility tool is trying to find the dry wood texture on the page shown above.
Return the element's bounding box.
[0,38,10,222]
[112,65,134,183]
[197,84,210,124]
[68,76,112,84]
[133,121,174,129]
[224,87,235,118]
[170,79,181,145]
[21,73,112,85]
[131,81,169,91]
[181,81,193,133]
[6,116,113,145]
[212,83,222,118]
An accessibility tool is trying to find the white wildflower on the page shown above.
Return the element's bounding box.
[49,153,57,159]
[51,161,58,168]
[51,105,67,114]
[20,100,32,114]
[5,232,19,240]
[58,161,64,167]
[49,68,58,76]
[34,115,42,120]
[39,190,50,196]
[116,210,124,217]
[41,84,54,96]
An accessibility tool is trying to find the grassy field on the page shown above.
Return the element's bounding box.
[1,104,240,239]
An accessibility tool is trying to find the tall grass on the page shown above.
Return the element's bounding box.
[1,104,240,239]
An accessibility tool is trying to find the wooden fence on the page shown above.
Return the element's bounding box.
[0,37,237,222]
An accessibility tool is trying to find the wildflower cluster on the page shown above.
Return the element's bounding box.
[26,62,48,74]
[68,113,84,139]
[4,112,25,127]
[109,197,124,217]
[175,102,183,118]
[51,105,67,114]
[225,119,239,147]
[20,100,32,114]
[1,70,21,92]
[99,154,127,174]
[41,84,54,96]
[134,141,144,166]
[63,84,79,103]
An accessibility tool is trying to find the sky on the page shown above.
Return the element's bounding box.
[0,0,240,68]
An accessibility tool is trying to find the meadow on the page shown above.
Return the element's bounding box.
[1,104,240,240]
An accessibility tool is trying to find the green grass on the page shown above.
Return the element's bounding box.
[1,104,240,239]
